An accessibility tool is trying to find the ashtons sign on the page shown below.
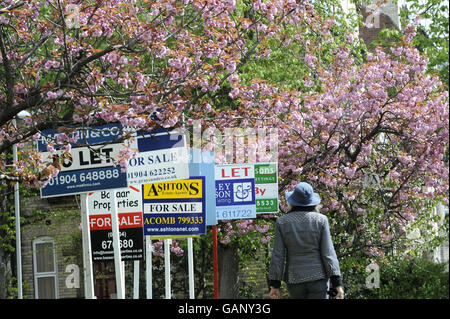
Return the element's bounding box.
[142,178,206,236]
[144,179,203,199]
[88,186,144,261]
[215,164,256,220]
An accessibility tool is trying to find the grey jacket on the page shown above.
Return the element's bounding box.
[268,210,341,284]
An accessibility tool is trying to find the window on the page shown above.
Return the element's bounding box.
[33,237,58,299]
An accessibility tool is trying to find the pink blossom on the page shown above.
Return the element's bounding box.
[56,133,68,144]
[220,236,231,245]
[0,0,447,262]
[304,54,316,68]
[261,235,271,243]
[170,245,184,256]
[44,60,60,70]
[226,60,236,73]
[402,212,415,222]
[229,87,240,99]
[46,91,58,99]
[344,167,356,179]
[0,15,9,25]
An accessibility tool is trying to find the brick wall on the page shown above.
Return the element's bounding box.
[20,195,84,299]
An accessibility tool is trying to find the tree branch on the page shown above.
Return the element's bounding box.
[0,27,15,108]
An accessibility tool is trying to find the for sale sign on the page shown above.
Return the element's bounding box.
[88,186,144,261]
[142,177,206,236]
[214,164,256,220]
[126,131,189,185]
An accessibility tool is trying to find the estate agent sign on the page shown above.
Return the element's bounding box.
[88,186,144,261]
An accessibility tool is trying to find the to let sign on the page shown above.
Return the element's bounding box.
[215,164,256,220]
[38,124,128,198]
[88,186,144,261]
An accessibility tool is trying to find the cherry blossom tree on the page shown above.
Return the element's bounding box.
[275,23,449,261]
[1,0,448,298]
[1,0,331,298]
[208,23,448,297]
[0,0,312,185]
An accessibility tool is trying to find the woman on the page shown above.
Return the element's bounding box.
[268,182,345,299]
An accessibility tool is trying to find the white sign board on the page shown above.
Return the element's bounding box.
[254,163,278,214]
[127,131,189,185]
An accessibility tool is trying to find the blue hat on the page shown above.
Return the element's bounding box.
[285,182,321,207]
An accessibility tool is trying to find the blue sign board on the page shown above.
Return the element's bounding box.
[142,176,206,236]
[214,164,256,220]
[38,124,128,197]
[40,166,127,198]
[137,132,185,152]
[37,123,124,151]
[189,149,217,226]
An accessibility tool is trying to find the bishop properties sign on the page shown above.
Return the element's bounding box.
[88,186,144,261]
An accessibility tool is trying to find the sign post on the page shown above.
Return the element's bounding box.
[38,124,132,299]
[12,116,22,299]
[187,237,194,299]
[80,193,95,299]
[133,260,139,299]
[212,225,219,299]
[127,131,189,185]
[146,236,153,299]
[142,177,206,237]
[38,126,193,299]
[190,149,218,298]
[87,187,144,261]
[110,189,125,299]
[128,131,190,300]
[38,124,128,198]
[164,239,171,299]
[197,151,216,227]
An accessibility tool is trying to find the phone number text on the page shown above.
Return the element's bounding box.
[47,168,120,186]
